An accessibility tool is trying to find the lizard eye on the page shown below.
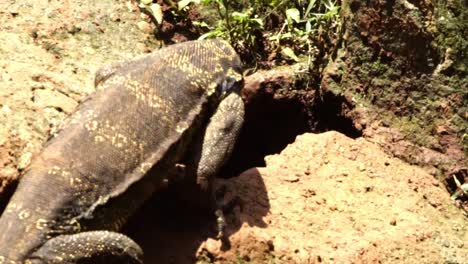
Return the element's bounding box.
[218,68,243,96]
[219,76,239,94]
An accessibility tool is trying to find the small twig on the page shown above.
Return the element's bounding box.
[451,175,468,200]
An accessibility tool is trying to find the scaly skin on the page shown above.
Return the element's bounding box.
[0,39,244,264]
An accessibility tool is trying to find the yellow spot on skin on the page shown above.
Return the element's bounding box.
[72,177,82,185]
[226,67,243,82]
[206,81,218,95]
[47,167,72,180]
[5,202,19,214]
[176,121,188,133]
[114,134,128,148]
[214,63,223,73]
[94,135,104,142]
[18,210,30,220]
[61,170,70,178]
[36,219,48,230]
[89,121,98,131]
[47,166,62,175]
[68,218,82,232]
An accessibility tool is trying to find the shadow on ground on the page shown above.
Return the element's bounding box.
[122,168,268,263]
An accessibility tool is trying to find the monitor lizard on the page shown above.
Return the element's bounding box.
[0,39,244,264]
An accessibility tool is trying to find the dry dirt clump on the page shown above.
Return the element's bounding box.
[197,132,467,263]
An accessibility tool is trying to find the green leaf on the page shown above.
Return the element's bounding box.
[305,0,317,17]
[268,34,280,41]
[178,0,200,10]
[322,6,339,19]
[282,32,293,38]
[231,11,249,21]
[198,30,223,40]
[281,47,300,61]
[321,0,335,11]
[150,3,163,24]
[286,8,301,23]
[268,0,282,7]
[193,21,210,28]
[305,20,312,32]
[251,18,264,27]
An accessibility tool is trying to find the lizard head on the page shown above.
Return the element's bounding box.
[218,67,243,99]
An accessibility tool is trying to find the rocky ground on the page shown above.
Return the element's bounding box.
[0,0,466,263]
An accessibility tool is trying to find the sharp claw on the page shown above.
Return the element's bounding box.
[215,209,226,239]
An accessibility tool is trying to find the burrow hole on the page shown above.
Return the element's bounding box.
[220,89,363,177]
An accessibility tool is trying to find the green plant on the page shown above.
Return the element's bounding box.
[138,0,164,24]
[197,0,264,53]
[271,0,341,62]
[138,0,194,25]
[172,0,341,66]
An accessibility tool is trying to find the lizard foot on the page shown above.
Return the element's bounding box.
[29,231,143,264]
[214,184,242,240]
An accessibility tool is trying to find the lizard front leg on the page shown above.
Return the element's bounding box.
[196,91,244,189]
[28,231,143,264]
[193,90,245,238]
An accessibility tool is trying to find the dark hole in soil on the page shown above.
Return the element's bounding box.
[220,96,310,177]
[312,91,363,138]
[444,168,468,201]
[220,88,363,177]
[0,180,18,215]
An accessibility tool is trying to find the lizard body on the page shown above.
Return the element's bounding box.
[0,39,244,264]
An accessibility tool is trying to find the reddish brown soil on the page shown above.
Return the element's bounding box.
[124,132,467,264]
